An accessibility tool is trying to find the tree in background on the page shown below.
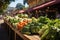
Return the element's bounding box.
[23,0,28,5]
[0,0,15,13]
[16,3,25,10]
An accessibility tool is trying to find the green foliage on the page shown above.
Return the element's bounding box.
[23,0,28,5]
[16,3,25,10]
[0,0,15,13]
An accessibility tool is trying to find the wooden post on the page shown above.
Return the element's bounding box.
[14,32,16,40]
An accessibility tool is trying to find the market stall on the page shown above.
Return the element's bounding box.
[3,13,60,40]
[3,14,40,40]
[3,0,60,40]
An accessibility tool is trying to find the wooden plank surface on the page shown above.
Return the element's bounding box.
[24,35,40,40]
[4,19,40,40]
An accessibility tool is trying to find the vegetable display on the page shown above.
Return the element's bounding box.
[4,14,60,40]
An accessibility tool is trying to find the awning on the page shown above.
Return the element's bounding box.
[15,0,60,13]
[27,0,60,12]
[33,0,56,10]
[19,10,25,13]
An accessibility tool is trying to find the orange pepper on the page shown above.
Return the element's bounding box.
[17,23,23,29]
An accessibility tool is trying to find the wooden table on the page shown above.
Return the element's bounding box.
[4,19,40,40]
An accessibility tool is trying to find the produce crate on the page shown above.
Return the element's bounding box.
[4,19,40,40]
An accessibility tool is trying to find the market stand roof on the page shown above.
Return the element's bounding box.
[26,0,60,12]
[18,10,25,13]
[18,0,60,13]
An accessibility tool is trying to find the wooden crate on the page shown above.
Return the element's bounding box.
[4,19,40,40]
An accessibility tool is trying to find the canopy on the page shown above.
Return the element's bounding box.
[27,0,60,12]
